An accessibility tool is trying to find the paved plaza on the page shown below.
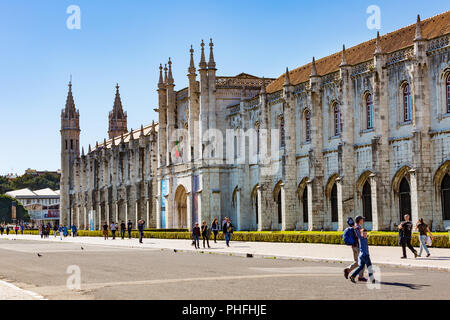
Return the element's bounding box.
[0,235,450,300]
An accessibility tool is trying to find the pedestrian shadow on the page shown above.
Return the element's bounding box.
[417,256,450,261]
[379,281,430,290]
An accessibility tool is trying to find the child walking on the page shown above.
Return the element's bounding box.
[349,228,375,284]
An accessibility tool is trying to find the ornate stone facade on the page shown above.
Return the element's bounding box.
[60,12,450,231]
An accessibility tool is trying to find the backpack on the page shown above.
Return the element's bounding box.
[343,227,356,246]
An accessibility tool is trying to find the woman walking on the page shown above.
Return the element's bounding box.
[416,218,433,257]
[192,222,200,249]
[211,218,219,243]
[201,221,211,249]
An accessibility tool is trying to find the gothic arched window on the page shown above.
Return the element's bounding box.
[333,103,341,136]
[362,181,372,221]
[399,177,411,221]
[442,174,450,221]
[302,187,308,223]
[305,110,311,142]
[279,115,285,148]
[330,183,338,222]
[446,74,450,114]
[366,94,374,129]
[277,190,282,224]
[402,83,412,122]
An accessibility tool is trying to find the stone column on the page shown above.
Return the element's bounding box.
[135,200,139,228]
[409,169,419,224]
[280,183,288,231]
[307,179,314,231]
[235,188,241,230]
[146,199,150,227]
[156,197,161,229]
[84,206,87,230]
[336,177,344,231]
[257,186,263,231]
[197,191,203,225]
[115,202,119,222]
[186,192,192,231]
[98,204,101,230]
[369,173,379,230]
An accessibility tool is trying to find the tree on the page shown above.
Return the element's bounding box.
[0,195,30,223]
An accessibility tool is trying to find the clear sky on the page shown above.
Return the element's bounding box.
[0,0,448,175]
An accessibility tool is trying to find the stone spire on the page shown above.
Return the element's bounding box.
[158,64,164,89]
[199,39,207,69]
[208,38,216,69]
[340,45,348,67]
[188,45,196,75]
[260,77,266,94]
[164,64,168,84]
[414,14,423,41]
[88,144,91,153]
[129,129,134,141]
[108,83,128,139]
[140,124,144,137]
[375,31,382,55]
[310,57,318,77]
[81,146,85,157]
[284,67,291,86]
[167,58,174,85]
[63,81,77,118]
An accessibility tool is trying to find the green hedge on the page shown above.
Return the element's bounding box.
[18,230,450,248]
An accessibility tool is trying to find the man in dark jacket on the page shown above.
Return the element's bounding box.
[201,221,210,249]
[344,216,367,282]
[127,220,133,239]
[223,218,234,247]
[398,214,418,259]
[137,220,145,244]
[192,223,201,249]
[120,221,126,240]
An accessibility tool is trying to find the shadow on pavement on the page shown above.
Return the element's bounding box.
[379,281,430,290]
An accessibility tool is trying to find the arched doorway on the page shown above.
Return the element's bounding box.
[362,181,372,222]
[330,183,338,223]
[174,185,187,229]
[273,181,284,229]
[251,185,259,228]
[301,187,308,224]
[442,174,450,221]
[399,177,411,221]
[277,192,282,224]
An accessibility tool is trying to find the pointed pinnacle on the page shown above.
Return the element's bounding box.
[188,45,196,75]
[284,67,291,86]
[199,39,207,69]
[311,57,318,77]
[81,147,85,156]
[340,45,348,67]
[414,14,423,41]
[208,38,216,69]
[140,124,144,137]
[158,64,164,85]
[375,31,382,55]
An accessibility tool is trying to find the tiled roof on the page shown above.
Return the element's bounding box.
[266,11,450,93]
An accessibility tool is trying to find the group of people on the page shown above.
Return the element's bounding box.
[343,213,434,284]
[39,223,78,239]
[0,224,23,236]
[191,217,234,249]
[102,220,146,243]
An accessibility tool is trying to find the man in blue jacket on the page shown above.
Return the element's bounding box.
[344,216,367,282]
[349,228,375,284]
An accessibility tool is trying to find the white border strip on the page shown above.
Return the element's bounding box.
[0,280,47,300]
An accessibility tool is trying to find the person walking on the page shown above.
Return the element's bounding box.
[398,214,418,259]
[192,222,200,249]
[120,221,126,240]
[201,221,211,249]
[211,218,219,243]
[63,225,68,237]
[53,224,58,238]
[416,218,433,258]
[127,220,133,239]
[71,224,77,237]
[222,217,227,236]
[6,226,10,236]
[349,228,375,284]
[58,225,64,240]
[102,222,109,240]
[14,225,19,235]
[344,216,367,282]
[0,224,4,236]
[223,218,234,247]
[20,224,24,235]
[110,221,117,240]
[137,220,145,244]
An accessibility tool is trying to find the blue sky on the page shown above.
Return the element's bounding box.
[0,0,448,175]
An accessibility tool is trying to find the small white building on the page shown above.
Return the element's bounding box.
[6,188,60,224]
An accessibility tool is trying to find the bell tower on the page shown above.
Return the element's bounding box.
[108,84,128,139]
[60,81,80,226]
